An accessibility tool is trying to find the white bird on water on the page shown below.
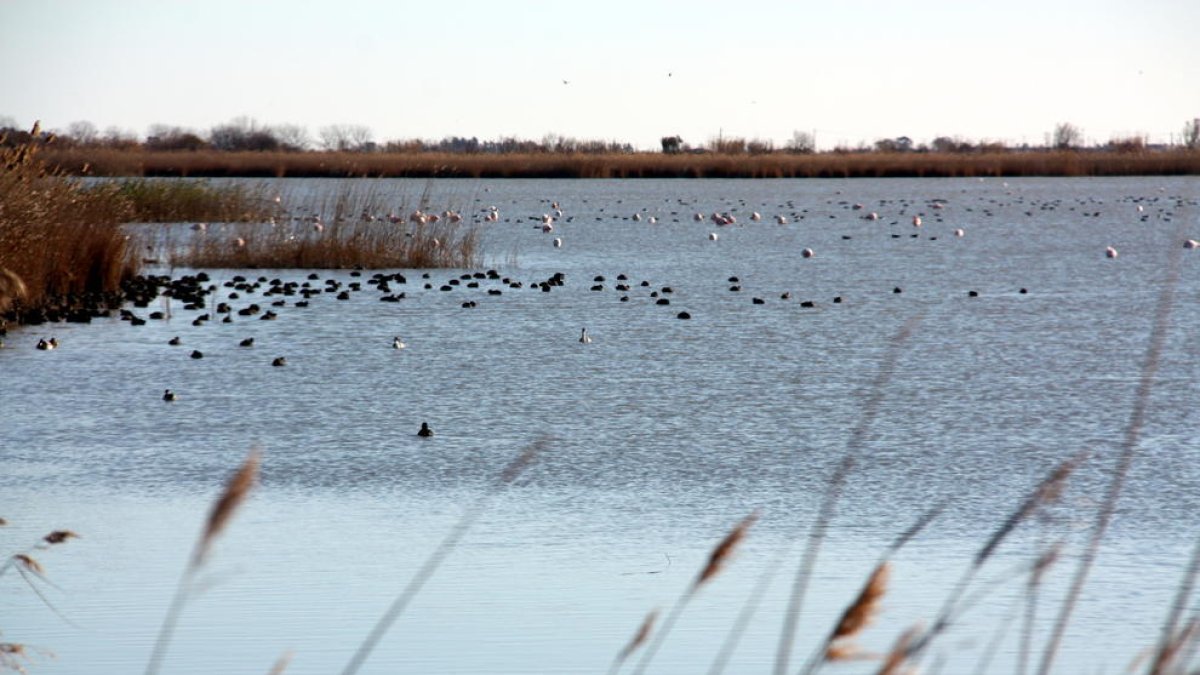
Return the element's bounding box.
[579,328,592,344]
[393,336,406,349]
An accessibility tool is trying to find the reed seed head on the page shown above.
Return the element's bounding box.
[43,530,79,545]
[615,608,658,666]
[13,554,43,575]
[194,449,260,565]
[694,510,759,590]
[831,562,890,641]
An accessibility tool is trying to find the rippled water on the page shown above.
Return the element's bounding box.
[3,177,1199,674]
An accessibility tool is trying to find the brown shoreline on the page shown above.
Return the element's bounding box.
[44,148,1200,179]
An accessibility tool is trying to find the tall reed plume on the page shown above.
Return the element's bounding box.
[626,511,758,675]
[145,449,260,675]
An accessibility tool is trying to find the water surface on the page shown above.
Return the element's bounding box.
[3,176,1199,674]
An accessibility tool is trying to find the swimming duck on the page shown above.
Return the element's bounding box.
[579,328,592,344]
[168,336,182,346]
[392,336,406,349]
[418,422,434,437]
[162,389,177,402]
[272,356,287,367]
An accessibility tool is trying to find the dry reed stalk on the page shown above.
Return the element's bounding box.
[629,511,760,675]
[1037,237,1184,675]
[1149,537,1200,674]
[145,449,261,675]
[608,609,658,675]
[876,626,919,675]
[900,452,1085,668]
[774,318,921,675]
[976,452,1084,567]
[340,440,544,675]
[267,650,294,675]
[710,501,942,675]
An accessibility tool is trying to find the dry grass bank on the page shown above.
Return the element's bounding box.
[43,147,1200,179]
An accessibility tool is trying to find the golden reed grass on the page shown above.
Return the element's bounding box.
[41,147,1200,179]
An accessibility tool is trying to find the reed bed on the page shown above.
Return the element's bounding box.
[0,127,138,321]
[170,182,480,269]
[174,218,479,269]
[43,147,1200,179]
[112,179,274,223]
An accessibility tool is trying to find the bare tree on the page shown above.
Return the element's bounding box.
[786,130,815,154]
[102,125,139,149]
[319,124,373,151]
[346,124,373,151]
[272,124,310,151]
[66,120,99,145]
[1053,122,1083,149]
[1183,118,1200,149]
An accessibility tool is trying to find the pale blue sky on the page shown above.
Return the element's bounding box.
[2,0,1197,149]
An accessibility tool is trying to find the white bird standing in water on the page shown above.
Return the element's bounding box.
[579,328,592,344]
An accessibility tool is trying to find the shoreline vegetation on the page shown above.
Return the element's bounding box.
[0,126,478,327]
[41,146,1200,179]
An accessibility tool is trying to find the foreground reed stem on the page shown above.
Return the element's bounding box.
[1036,239,1182,675]
[339,441,542,675]
[145,449,259,675]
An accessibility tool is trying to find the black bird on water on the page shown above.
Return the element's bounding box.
[417,422,434,438]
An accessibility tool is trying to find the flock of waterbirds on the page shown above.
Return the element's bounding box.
[5,187,1195,441]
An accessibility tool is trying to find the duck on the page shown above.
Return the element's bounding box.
[272,356,287,367]
[579,328,592,344]
[417,422,434,437]
[168,336,182,346]
[392,336,406,349]
[162,389,177,402]
[239,337,254,347]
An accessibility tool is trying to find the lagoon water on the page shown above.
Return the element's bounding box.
[3,177,1199,674]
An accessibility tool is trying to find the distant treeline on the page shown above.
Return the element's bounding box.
[5,117,1199,178]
